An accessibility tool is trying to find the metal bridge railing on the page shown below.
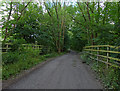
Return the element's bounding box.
[83,45,120,68]
[1,43,42,53]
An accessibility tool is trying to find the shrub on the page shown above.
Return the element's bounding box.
[11,38,26,52]
[2,43,65,80]
[2,52,19,65]
[24,47,40,57]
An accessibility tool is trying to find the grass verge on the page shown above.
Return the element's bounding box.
[2,49,65,80]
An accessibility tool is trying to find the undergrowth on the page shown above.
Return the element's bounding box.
[2,48,64,80]
[80,53,120,89]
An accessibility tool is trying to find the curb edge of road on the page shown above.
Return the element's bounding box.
[2,53,67,89]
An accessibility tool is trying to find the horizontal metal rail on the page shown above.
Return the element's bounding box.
[89,56,120,69]
[84,49,120,54]
[85,45,120,49]
[83,45,120,68]
[1,43,42,53]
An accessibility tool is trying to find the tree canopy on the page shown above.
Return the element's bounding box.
[1,1,120,52]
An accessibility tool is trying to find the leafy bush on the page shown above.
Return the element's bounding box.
[2,52,19,65]
[2,49,64,80]
[2,51,43,80]
[11,38,26,52]
[43,52,60,58]
[24,47,40,57]
[41,46,49,54]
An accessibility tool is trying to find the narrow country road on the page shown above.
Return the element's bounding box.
[7,53,102,89]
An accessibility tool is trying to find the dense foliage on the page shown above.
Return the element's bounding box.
[2,47,64,80]
[1,1,120,51]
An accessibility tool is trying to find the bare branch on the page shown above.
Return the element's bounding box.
[85,2,94,13]
[77,2,87,22]
[17,0,32,21]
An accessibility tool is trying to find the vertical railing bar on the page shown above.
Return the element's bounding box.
[6,44,8,52]
[97,47,99,66]
[107,46,109,68]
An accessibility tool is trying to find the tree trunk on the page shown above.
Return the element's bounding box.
[86,2,91,21]
[54,1,61,53]
[118,1,120,24]
[44,2,59,52]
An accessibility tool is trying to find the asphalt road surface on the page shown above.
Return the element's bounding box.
[8,53,102,89]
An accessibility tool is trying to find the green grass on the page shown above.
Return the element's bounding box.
[2,49,65,80]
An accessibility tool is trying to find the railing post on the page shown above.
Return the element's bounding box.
[28,45,29,49]
[107,47,109,68]
[35,41,37,50]
[97,47,99,66]
[38,45,39,50]
[6,44,8,52]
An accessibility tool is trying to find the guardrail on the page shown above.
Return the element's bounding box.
[22,44,42,50]
[1,43,12,53]
[1,43,42,53]
[83,45,120,68]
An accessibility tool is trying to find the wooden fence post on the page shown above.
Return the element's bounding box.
[107,47,109,68]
